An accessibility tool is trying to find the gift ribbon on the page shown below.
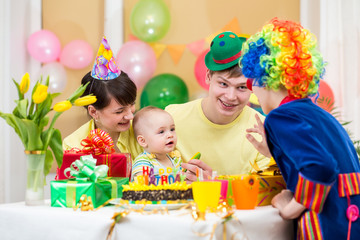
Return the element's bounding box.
[81,129,115,155]
[64,154,109,182]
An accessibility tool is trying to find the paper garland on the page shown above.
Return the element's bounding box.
[130,17,245,65]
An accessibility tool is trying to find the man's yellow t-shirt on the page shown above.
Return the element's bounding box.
[62,119,143,159]
[165,99,269,175]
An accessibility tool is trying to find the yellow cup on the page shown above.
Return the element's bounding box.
[232,176,259,209]
[192,181,221,212]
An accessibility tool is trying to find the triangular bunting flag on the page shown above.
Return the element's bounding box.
[221,17,241,34]
[167,44,186,65]
[187,39,206,57]
[205,31,221,44]
[128,34,139,41]
[149,43,167,59]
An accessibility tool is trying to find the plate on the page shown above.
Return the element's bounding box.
[109,198,189,210]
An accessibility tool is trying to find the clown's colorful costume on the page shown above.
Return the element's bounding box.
[240,18,360,239]
[266,98,360,239]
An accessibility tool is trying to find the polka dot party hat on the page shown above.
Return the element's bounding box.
[91,36,120,80]
[205,31,247,71]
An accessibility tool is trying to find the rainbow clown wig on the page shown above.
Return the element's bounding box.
[239,18,326,98]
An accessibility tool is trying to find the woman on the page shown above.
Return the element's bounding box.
[63,37,142,157]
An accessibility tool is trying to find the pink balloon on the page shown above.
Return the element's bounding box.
[27,30,61,63]
[60,40,94,69]
[116,40,156,88]
[194,49,210,90]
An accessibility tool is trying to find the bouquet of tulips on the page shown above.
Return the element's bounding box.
[0,73,97,177]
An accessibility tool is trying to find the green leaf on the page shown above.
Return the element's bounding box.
[39,116,50,130]
[49,129,63,168]
[0,112,28,147]
[21,119,43,150]
[34,95,52,125]
[12,78,22,100]
[14,99,29,119]
[67,82,90,103]
[44,149,53,177]
[51,92,61,99]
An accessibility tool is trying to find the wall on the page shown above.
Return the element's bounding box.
[44,0,299,171]
[44,0,299,141]
[42,0,105,140]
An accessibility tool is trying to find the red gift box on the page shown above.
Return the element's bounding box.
[56,153,132,180]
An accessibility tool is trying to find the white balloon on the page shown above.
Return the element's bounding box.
[38,62,67,93]
[190,90,208,101]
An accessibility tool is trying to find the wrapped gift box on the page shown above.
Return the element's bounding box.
[57,153,132,180]
[256,175,286,206]
[51,177,129,208]
[218,174,286,207]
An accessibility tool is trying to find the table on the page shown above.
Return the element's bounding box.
[0,200,294,240]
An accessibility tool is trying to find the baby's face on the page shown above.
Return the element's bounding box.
[141,111,177,155]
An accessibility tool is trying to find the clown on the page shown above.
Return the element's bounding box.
[241,18,360,239]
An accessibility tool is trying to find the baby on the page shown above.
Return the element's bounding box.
[131,106,182,182]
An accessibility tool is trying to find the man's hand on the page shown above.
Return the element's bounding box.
[246,114,272,158]
[181,159,212,183]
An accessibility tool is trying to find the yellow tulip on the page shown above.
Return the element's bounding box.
[20,72,30,94]
[74,96,97,106]
[32,85,48,104]
[53,100,72,112]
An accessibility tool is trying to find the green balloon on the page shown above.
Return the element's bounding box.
[141,73,189,109]
[130,0,171,42]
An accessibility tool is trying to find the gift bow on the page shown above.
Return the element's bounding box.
[64,154,109,182]
[81,129,115,155]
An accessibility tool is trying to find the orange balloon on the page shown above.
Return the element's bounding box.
[312,80,335,112]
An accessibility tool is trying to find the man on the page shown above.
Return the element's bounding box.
[165,31,269,182]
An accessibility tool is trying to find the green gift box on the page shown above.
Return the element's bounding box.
[50,177,129,208]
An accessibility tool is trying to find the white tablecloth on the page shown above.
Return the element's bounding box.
[0,200,294,240]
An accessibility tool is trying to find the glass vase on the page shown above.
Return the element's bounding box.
[25,151,45,206]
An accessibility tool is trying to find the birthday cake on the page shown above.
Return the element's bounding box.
[122,182,193,201]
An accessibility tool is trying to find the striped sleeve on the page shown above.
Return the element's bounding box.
[131,154,153,181]
[294,173,334,213]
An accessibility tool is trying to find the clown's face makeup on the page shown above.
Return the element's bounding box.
[203,70,251,125]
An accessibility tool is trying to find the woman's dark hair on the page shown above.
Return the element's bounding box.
[209,64,243,78]
[81,71,137,110]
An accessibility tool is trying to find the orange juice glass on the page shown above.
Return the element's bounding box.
[232,176,259,209]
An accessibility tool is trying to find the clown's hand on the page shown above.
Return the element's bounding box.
[246,114,272,158]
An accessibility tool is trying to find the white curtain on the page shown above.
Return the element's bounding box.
[301,0,360,140]
[0,0,41,203]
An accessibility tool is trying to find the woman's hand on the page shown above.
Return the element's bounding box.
[181,159,212,183]
[246,114,272,158]
[271,189,306,219]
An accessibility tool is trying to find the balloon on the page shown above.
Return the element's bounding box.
[130,0,171,42]
[194,49,210,90]
[311,80,335,112]
[190,90,208,101]
[38,62,67,93]
[27,30,61,63]
[116,40,156,89]
[140,73,189,109]
[60,40,93,69]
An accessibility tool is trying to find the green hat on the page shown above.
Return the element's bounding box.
[205,31,246,71]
